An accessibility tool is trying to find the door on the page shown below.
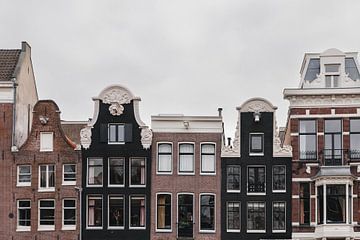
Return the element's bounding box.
[178,194,193,238]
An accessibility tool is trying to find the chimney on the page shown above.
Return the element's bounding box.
[218,107,223,117]
[227,137,231,146]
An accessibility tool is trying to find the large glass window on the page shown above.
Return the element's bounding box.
[130,158,146,186]
[109,158,124,186]
[108,124,125,143]
[157,194,171,230]
[130,196,146,228]
[247,166,265,193]
[39,165,55,191]
[39,200,55,230]
[350,119,360,159]
[299,120,317,160]
[300,183,310,225]
[201,144,215,173]
[247,202,265,231]
[272,202,286,232]
[227,202,240,232]
[63,199,76,230]
[317,185,324,224]
[200,194,215,231]
[108,196,124,228]
[87,196,102,228]
[17,165,31,187]
[62,164,76,185]
[87,158,103,186]
[324,119,342,165]
[157,143,172,173]
[327,185,346,223]
[249,133,264,154]
[17,200,31,231]
[272,166,286,192]
[179,144,194,173]
[227,165,241,192]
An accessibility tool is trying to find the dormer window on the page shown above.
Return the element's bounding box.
[324,64,340,88]
[325,64,340,73]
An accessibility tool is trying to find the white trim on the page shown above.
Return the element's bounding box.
[155,192,172,233]
[292,178,312,182]
[156,142,173,175]
[178,142,195,175]
[62,198,76,231]
[86,195,103,230]
[249,133,264,156]
[17,165,31,187]
[226,201,241,233]
[108,195,125,230]
[129,195,146,230]
[200,142,216,175]
[176,192,194,238]
[62,164,76,186]
[226,165,241,193]
[86,158,103,187]
[107,123,125,144]
[108,157,125,187]
[199,193,216,233]
[272,165,286,193]
[39,132,53,152]
[129,157,146,187]
[290,113,360,119]
[16,199,31,232]
[272,201,286,233]
[38,164,55,192]
[38,199,55,231]
[246,201,266,233]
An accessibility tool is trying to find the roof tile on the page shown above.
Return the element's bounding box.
[0,49,21,81]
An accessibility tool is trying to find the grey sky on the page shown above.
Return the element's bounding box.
[1,0,360,138]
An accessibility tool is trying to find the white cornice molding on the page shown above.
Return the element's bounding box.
[237,97,277,112]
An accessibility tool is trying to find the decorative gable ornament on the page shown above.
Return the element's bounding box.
[80,126,92,149]
[140,127,152,149]
[221,120,240,157]
[102,88,131,116]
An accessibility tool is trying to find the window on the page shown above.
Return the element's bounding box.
[247,166,265,193]
[201,144,215,174]
[17,200,31,231]
[39,165,55,191]
[109,158,124,186]
[325,64,340,73]
[62,164,76,185]
[108,196,124,228]
[40,132,53,152]
[63,199,76,230]
[156,194,171,231]
[272,202,286,232]
[299,120,317,160]
[249,133,264,155]
[87,196,102,228]
[345,57,360,80]
[87,158,103,186]
[38,199,55,231]
[17,165,31,187]
[157,143,172,173]
[317,185,324,224]
[300,183,310,225]
[108,123,125,143]
[272,166,286,192]
[247,202,265,232]
[130,158,146,186]
[179,143,194,173]
[227,202,240,232]
[130,196,146,228]
[324,119,342,165]
[350,119,360,159]
[227,165,241,192]
[200,194,215,232]
[304,58,320,81]
[325,64,340,88]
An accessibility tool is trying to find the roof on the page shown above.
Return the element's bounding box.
[0,49,21,81]
[312,166,355,179]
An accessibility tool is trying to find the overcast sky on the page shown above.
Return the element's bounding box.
[1,0,360,137]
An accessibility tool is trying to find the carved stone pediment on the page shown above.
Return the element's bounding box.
[101,88,132,116]
[141,127,152,149]
[80,126,92,149]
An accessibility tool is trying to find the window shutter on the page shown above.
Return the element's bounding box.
[100,124,108,143]
[125,123,133,143]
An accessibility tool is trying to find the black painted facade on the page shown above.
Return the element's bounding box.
[221,111,292,239]
[81,99,151,240]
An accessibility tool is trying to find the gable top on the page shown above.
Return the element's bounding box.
[237,97,277,113]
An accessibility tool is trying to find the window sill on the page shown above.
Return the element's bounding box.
[108,226,125,230]
[227,190,241,193]
[86,226,103,230]
[156,172,173,175]
[272,229,286,233]
[129,227,146,230]
[108,184,125,188]
[16,227,31,232]
[200,172,216,176]
[38,188,55,192]
[155,229,172,233]
[199,229,215,233]
[38,226,55,231]
[247,230,265,233]
[247,192,266,196]
[129,185,146,188]
[39,149,53,152]
[17,183,31,187]
[178,172,195,176]
[62,182,76,186]
[107,142,125,145]
[62,225,76,231]
[273,190,286,193]
[86,184,103,188]
[249,153,264,156]
[227,229,241,233]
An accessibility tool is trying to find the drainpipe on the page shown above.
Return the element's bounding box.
[75,186,83,240]
[11,78,18,151]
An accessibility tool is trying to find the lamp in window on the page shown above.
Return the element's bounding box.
[253,111,261,122]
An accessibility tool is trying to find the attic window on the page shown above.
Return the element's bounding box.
[325,64,340,73]
[40,132,53,152]
[304,59,320,81]
[345,58,360,80]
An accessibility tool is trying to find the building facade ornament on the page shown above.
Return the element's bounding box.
[80,126,92,149]
[221,121,240,157]
[101,88,131,116]
[285,94,360,108]
[108,103,124,116]
[239,98,277,112]
[140,127,152,149]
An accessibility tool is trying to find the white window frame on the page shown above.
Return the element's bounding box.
[108,123,125,144]
[272,165,286,193]
[40,132,53,152]
[17,165,31,187]
[200,143,216,175]
[62,164,76,186]
[246,201,266,233]
[226,165,241,193]
[129,195,146,229]
[247,165,266,195]
[38,165,55,192]
[226,201,241,233]
[108,158,125,187]
[86,195,103,230]
[199,193,216,233]
[38,199,55,231]
[62,198,76,230]
[129,157,146,187]
[17,199,31,232]
[86,158,103,187]
[249,133,264,156]
[272,201,286,233]
[108,195,125,230]
[155,192,172,233]
[178,142,195,175]
[156,142,173,175]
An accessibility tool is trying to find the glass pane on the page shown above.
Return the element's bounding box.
[333,76,339,87]
[345,58,360,80]
[325,76,332,88]
[325,64,340,72]
[158,155,171,172]
[201,144,215,154]
[201,155,215,172]
[19,166,31,174]
[299,120,316,133]
[350,134,360,158]
[351,119,360,132]
[200,195,214,230]
[64,164,75,173]
[89,158,102,166]
[159,144,172,153]
[109,158,124,185]
[117,125,124,142]
[109,125,117,142]
[179,144,194,153]
[227,202,240,230]
[299,135,316,159]
[180,155,193,172]
[64,200,75,208]
[109,197,124,227]
[325,120,341,132]
[304,59,320,81]
[250,135,263,151]
[40,200,54,208]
